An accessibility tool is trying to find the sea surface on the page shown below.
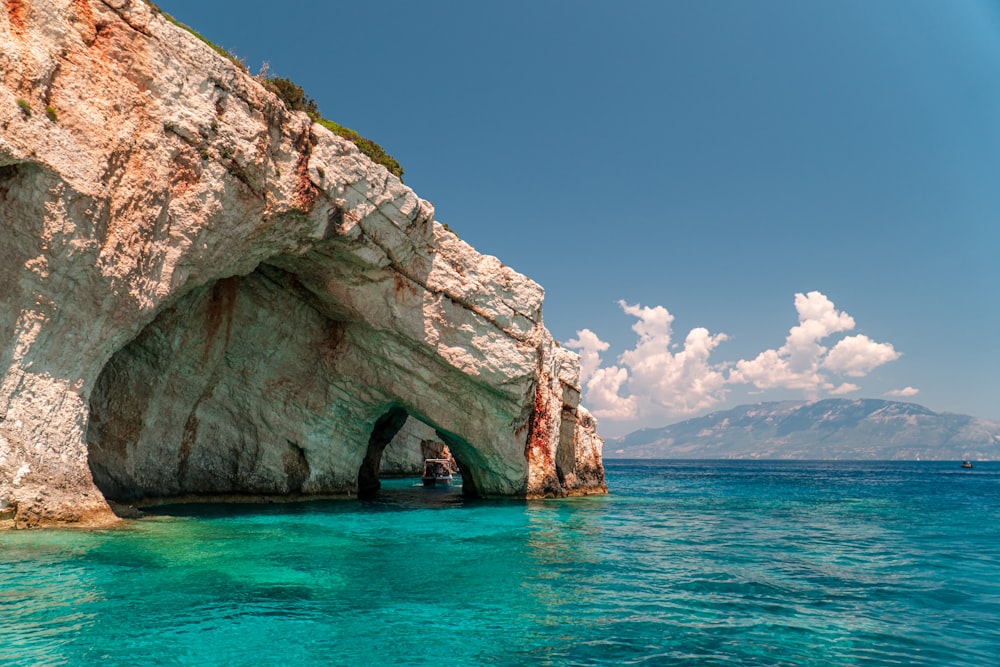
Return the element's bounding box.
[3,460,999,666]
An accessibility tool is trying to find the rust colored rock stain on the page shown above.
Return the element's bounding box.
[293,128,319,211]
[6,0,27,38]
[69,0,95,40]
[315,319,345,374]
[168,146,202,196]
[525,378,554,467]
[201,276,239,362]
[91,20,154,94]
[393,273,419,302]
[177,386,212,488]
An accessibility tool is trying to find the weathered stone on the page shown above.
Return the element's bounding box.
[0,0,605,527]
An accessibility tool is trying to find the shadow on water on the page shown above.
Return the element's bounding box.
[141,476,473,519]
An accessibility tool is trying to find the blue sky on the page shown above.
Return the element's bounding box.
[154,1,1000,435]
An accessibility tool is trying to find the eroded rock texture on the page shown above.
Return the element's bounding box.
[0,0,605,527]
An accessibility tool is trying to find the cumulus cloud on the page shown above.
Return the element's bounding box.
[823,334,901,377]
[886,386,920,398]
[567,301,729,421]
[564,329,609,384]
[730,291,856,392]
[567,291,903,422]
[584,366,637,420]
[618,318,729,417]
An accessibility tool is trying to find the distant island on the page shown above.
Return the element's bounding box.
[609,399,1000,460]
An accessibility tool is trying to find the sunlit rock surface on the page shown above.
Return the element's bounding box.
[0,0,605,527]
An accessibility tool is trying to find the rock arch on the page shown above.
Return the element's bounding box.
[357,406,411,499]
[0,0,605,527]
[356,408,481,499]
[82,260,538,506]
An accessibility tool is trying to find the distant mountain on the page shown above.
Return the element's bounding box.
[609,399,1000,460]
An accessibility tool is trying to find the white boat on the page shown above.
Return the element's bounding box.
[422,458,454,486]
[961,460,973,469]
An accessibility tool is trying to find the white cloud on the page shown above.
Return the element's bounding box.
[565,330,637,420]
[571,301,730,422]
[886,386,920,398]
[573,291,903,423]
[618,301,730,417]
[565,328,609,384]
[730,291,856,392]
[823,334,901,377]
[728,291,899,395]
[619,301,674,342]
[584,366,637,420]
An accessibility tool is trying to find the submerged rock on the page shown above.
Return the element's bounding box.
[0,0,605,527]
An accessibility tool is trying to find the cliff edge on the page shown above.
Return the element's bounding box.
[0,0,605,527]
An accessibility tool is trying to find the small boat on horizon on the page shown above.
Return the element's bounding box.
[961,460,973,469]
[422,458,454,486]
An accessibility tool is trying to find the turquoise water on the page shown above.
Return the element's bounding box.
[3,461,1000,666]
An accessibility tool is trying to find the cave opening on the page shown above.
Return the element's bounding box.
[85,268,494,509]
[357,406,409,499]
[361,407,481,500]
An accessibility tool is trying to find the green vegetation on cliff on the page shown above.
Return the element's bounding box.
[146,3,403,180]
[147,3,248,72]
[264,77,404,180]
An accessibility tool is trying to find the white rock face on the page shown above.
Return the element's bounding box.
[0,0,605,527]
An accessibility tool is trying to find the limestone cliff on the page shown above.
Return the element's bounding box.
[0,0,605,527]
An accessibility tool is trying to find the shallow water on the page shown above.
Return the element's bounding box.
[3,461,999,666]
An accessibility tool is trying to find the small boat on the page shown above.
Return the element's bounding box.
[961,460,973,469]
[422,458,454,486]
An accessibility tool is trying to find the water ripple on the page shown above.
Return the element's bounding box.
[3,463,1000,665]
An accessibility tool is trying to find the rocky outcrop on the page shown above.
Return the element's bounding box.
[0,0,605,527]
